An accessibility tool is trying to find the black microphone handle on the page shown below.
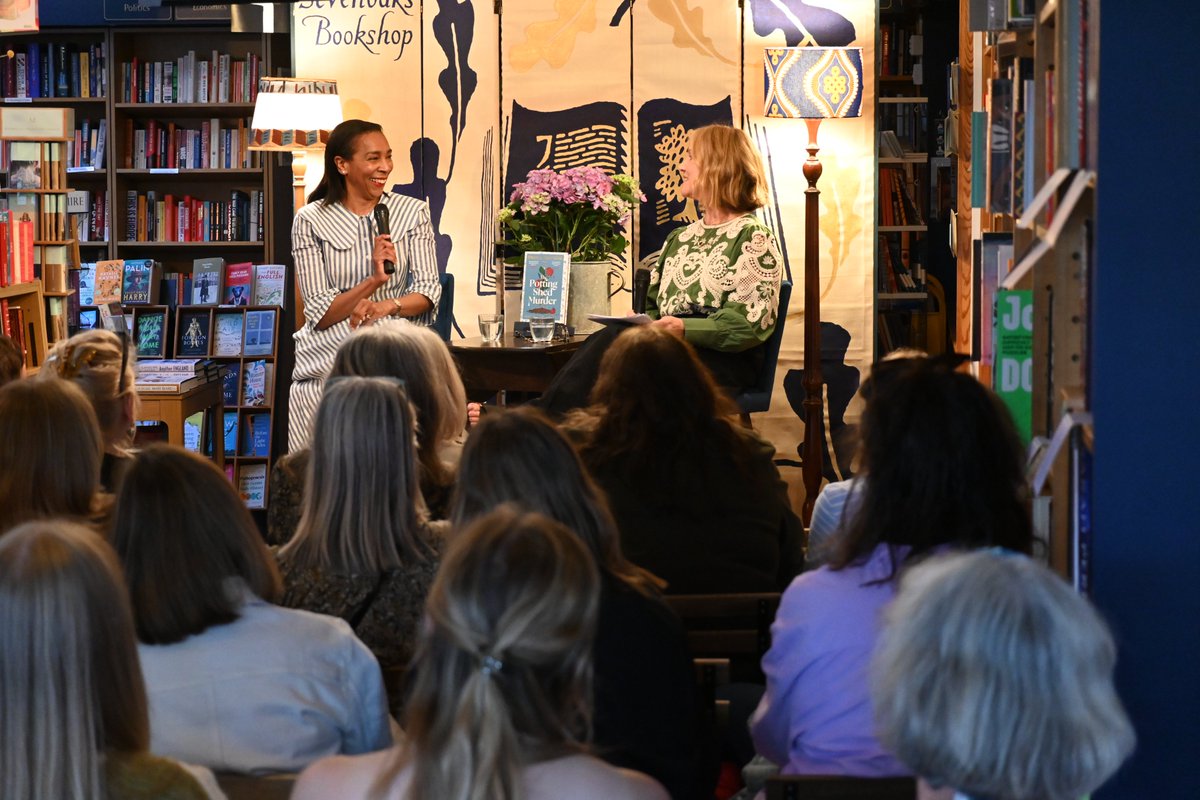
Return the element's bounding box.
[373,205,396,275]
[632,269,651,314]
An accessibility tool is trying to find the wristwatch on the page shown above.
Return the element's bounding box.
[391,297,404,316]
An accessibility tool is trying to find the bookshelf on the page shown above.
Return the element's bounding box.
[875,6,935,356]
[0,279,48,368]
[955,0,1097,578]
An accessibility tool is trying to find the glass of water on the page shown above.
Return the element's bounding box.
[528,320,555,343]
[478,313,503,344]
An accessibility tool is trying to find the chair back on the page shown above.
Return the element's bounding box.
[736,279,793,418]
[765,775,916,800]
[433,271,455,341]
[665,592,780,683]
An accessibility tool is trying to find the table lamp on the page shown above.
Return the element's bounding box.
[764,46,863,524]
[248,77,343,212]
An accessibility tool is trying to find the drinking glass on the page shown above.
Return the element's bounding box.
[528,320,555,343]
[478,313,503,344]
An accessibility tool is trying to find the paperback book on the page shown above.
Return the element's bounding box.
[519,251,570,323]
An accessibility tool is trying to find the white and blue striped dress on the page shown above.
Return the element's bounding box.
[288,191,440,451]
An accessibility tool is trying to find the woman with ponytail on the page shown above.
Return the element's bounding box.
[291,507,668,800]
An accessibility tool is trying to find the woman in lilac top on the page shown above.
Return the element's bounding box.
[750,355,1035,777]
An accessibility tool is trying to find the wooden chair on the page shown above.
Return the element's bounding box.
[665,592,781,683]
[215,772,297,800]
[693,656,732,728]
[433,271,455,342]
[765,775,916,800]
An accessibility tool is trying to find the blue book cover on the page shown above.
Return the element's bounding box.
[221,362,241,407]
[519,251,570,323]
[240,412,270,457]
[222,411,238,457]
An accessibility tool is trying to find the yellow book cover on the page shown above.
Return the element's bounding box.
[93,259,125,305]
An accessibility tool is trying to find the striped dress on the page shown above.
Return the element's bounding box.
[288,191,441,451]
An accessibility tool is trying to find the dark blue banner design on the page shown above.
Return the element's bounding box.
[781,322,861,480]
[393,138,453,277]
[750,0,856,47]
[503,101,628,200]
[635,96,733,261]
[432,0,478,180]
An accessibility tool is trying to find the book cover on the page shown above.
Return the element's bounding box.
[222,261,253,306]
[970,111,988,209]
[121,259,160,304]
[178,310,211,357]
[190,256,224,305]
[93,259,125,305]
[221,362,241,407]
[78,266,96,309]
[240,412,270,457]
[241,359,269,407]
[182,410,205,453]
[134,310,166,357]
[519,251,570,323]
[222,411,238,456]
[987,78,1014,215]
[238,462,267,509]
[7,141,41,189]
[242,308,275,357]
[213,311,244,356]
[78,308,99,330]
[251,263,285,306]
[993,289,1034,445]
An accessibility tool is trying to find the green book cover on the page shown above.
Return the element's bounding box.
[993,289,1033,444]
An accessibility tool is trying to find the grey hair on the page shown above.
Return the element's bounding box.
[332,322,467,449]
[280,376,430,574]
[872,550,1135,800]
[0,519,150,800]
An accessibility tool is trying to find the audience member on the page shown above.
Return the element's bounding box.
[0,333,22,386]
[0,519,220,799]
[563,325,802,593]
[278,376,445,715]
[40,329,139,492]
[873,550,1135,800]
[111,444,391,774]
[0,378,106,534]
[451,408,712,800]
[291,507,668,800]
[806,348,927,568]
[751,355,1035,777]
[269,322,466,544]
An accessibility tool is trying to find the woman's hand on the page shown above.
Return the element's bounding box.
[371,234,397,284]
[349,299,392,329]
[652,315,686,337]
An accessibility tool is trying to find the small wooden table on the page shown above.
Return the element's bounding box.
[136,378,225,468]
[450,333,587,400]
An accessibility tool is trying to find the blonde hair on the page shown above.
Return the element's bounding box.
[40,329,137,452]
[873,550,1135,800]
[376,507,599,800]
[0,379,104,534]
[690,124,769,214]
[280,376,430,574]
[332,323,467,489]
[0,519,150,800]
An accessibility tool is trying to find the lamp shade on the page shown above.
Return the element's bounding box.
[249,77,342,150]
[764,47,864,119]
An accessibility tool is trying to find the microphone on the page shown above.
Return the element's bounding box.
[373,203,395,275]
[632,268,651,314]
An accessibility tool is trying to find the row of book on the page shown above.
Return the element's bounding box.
[66,119,108,171]
[124,189,263,244]
[173,416,268,506]
[119,51,261,105]
[986,61,1039,218]
[880,166,926,227]
[0,298,29,359]
[880,18,922,78]
[81,302,277,362]
[0,209,35,288]
[879,102,928,154]
[878,307,928,355]
[78,259,284,308]
[878,232,926,294]
[2,140,68,191]
[68,189,109,243]
[123,118,259,171]
[0,40,107,100]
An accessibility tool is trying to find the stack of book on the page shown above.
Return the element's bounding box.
[134,358,222,393]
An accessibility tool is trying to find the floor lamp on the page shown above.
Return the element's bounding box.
[249,77,343,329]
[764,46,863,524]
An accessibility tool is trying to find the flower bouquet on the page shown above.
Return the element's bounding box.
[498,166,646,263]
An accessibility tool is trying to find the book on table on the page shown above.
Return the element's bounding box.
[519,251,570,323]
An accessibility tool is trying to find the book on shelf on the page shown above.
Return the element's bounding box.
[221,362,241,407]
[240,412,270,457]
[223,262,253,306]
[213,311,244,356]
[177,310,212,357]
[8,142,42,189]
[121,259,162,305]
[78,262,96,305]
[241,359,271,407]
[238,463,267,509]
[242,309,275,357]
[251,264,285,306]
[182,410,206,454]
[135,373,208,393]
[222,411,238,457]
[987,78,1014,215]
[78,308,98,330]
[93,259,125,305]
[134,310,167,357]
[0,211,12,287]
[136,358,214,377]
[191,257,224,305]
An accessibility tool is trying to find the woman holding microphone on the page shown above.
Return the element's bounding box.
[288,119,441,450]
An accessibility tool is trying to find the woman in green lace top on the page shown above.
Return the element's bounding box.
[539,124,783,416]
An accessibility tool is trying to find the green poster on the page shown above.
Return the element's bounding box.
[993,289,1033,443]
